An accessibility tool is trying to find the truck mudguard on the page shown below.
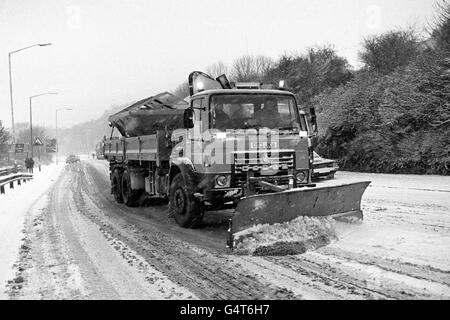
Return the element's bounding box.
[169,158,198,192]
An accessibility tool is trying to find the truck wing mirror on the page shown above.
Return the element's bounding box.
[184,108,195,129]
[309,107,318,136]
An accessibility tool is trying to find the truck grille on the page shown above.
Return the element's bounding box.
[232,151,295,187]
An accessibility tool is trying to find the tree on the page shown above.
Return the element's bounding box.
[230,55,274,82]
[15,123,49,145]
[264,54,297,83]
[0,121,10,145]
[205,61,229,78]
[265,47,352,104]
[314,26,450,175]
[359,29,420,74]
[431,0,450,49]
[173,81,190,99]
[0,121,11,157]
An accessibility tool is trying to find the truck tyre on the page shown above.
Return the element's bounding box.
[169,173,203,228]
[112,170,123,203]
[121,169,141,207]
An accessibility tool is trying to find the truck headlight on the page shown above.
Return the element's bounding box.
[215,175,229,188]
[295,171,306,183]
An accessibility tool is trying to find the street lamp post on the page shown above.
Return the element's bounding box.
[8,43,52,141]
[55,108,72,165]
[29,92,58,158]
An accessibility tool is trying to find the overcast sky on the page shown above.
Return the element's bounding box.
[0,0,438,129]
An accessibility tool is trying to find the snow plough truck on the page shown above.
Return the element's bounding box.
[103,71,370,247]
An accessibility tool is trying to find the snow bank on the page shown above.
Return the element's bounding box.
[0,164,63,298]
[233,216,338,256]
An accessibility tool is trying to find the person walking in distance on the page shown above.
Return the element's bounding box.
[29,158,35,174]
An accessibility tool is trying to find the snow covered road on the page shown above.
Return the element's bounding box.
[1,160,449,299]
[0,165,62,299]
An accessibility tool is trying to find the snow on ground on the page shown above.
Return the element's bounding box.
[318,171,450,274]
[227,172,450,299]
[233,216,337,256]
[0,164,63,299]
[2,163,449,299]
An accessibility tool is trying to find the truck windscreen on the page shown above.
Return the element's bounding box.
[210,94,302,131]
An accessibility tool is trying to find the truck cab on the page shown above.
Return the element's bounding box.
[174,87,314,211]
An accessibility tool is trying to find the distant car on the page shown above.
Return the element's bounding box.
[312,151,339,180]
[13,164,24,173]
[66,155,80,164]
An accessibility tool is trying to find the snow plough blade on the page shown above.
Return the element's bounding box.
[228,181,371,247]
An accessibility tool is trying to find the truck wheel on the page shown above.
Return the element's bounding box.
[112,170,123,203]
[121,170,142,207]
[169,173,203,228]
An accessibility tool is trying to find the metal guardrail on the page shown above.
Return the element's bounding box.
[0,167,15,176]
[0,172,33,194]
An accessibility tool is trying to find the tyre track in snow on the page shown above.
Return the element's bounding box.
[74,161,299,299]
[83,160,450,300]
[227,255,389,300]
[81,160,449,300]
[14,159,448,299]
[317,247,450,287]
[268,254,450,299]
[9,165,195,299]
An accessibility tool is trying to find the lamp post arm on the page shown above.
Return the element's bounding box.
[30,92,58,99]
[9,43,51,55]
[9,44,38,55]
